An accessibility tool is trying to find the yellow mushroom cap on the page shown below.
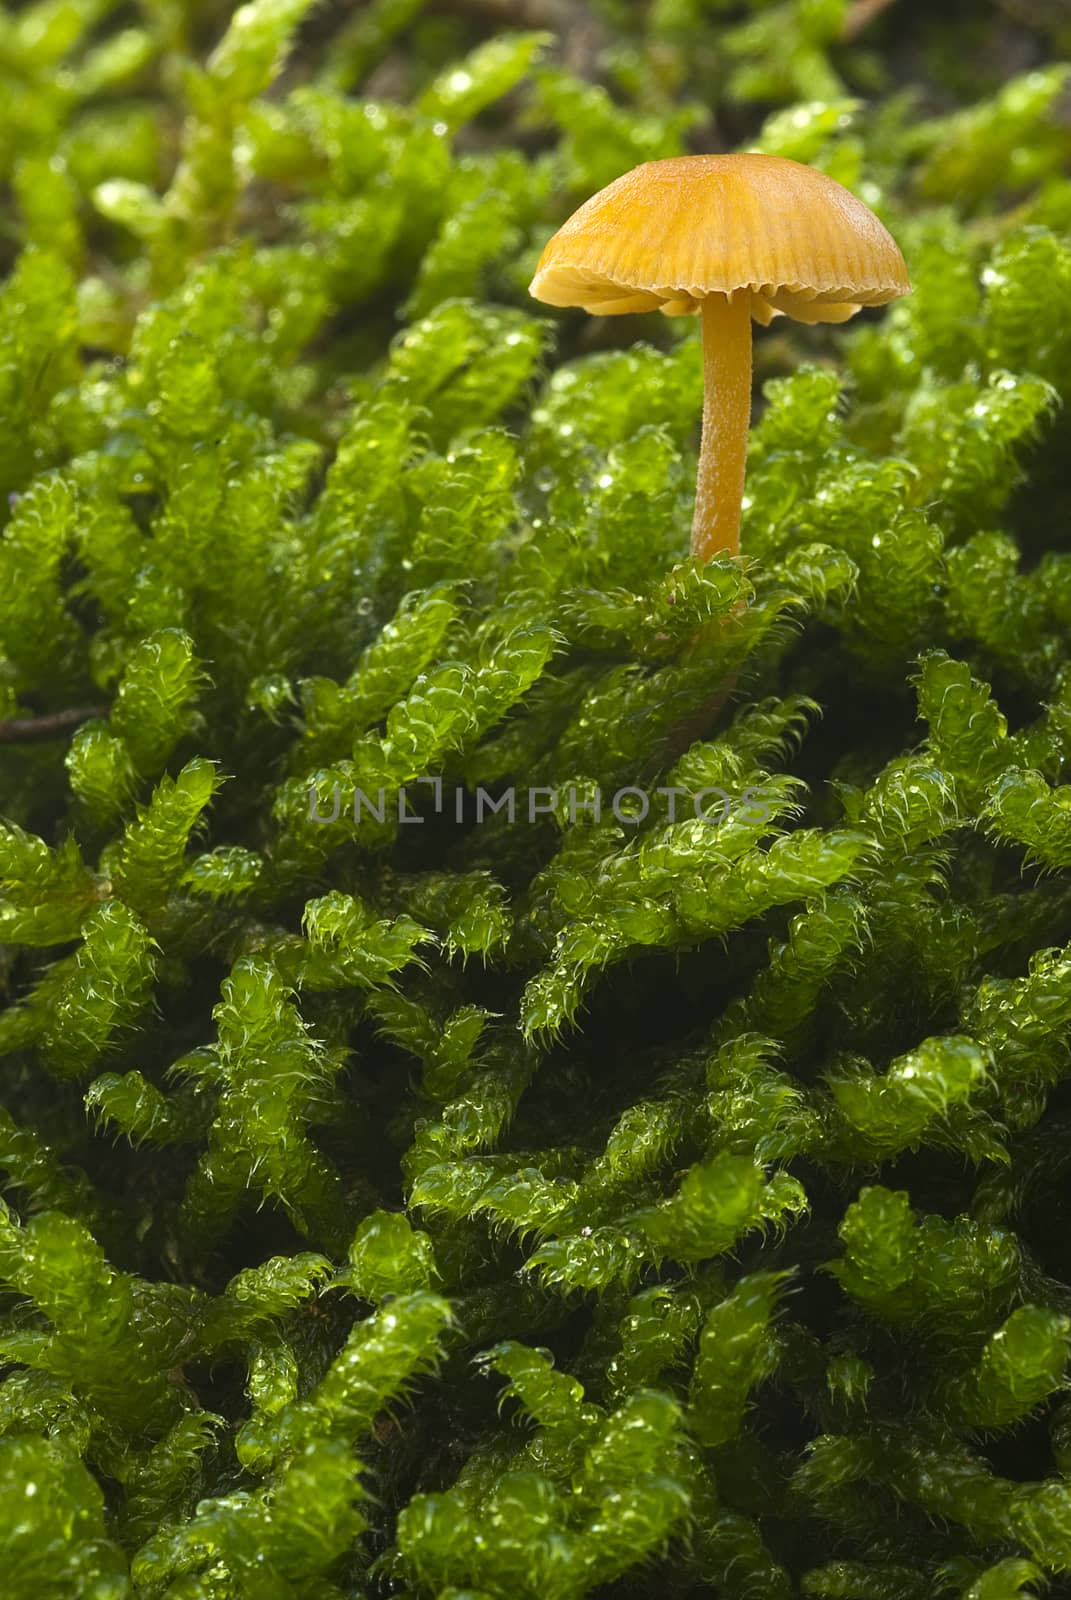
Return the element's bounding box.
[529,152,911,327]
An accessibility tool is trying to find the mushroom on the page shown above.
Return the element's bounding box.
[529,153,910,564]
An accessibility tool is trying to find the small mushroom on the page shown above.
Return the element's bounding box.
[529,153,910,563]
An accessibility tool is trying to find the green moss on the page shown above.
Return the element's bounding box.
[1,1,1071,1596]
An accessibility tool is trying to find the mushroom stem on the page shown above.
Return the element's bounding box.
[691,290,753,563]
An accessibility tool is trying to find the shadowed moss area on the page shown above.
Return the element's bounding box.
[2,1,1071,1596]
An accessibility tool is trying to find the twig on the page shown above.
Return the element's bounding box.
[842,0,898,42]
[431,0,607,78]
[0,706,107,744]
[433,0,565,24]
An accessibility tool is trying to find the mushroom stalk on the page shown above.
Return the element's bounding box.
[691,290,753,563]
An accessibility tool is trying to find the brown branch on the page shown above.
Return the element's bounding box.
[430,0,607,78]
[432,0,566,25]
[0,706,107,744]
[842,0,898,42]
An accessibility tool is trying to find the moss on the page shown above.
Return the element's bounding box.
[1,1,1071,1596]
